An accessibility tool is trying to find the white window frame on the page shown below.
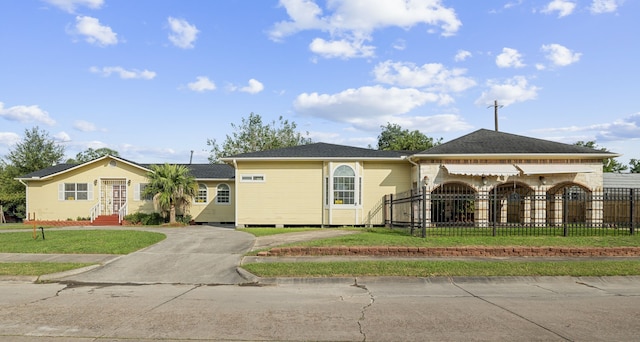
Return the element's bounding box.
[332,165,357,206]
[216,183,230,204]
[134,183,153,201]
[240,174,266,182]
[195,183,208,204]
[58,183,93,201]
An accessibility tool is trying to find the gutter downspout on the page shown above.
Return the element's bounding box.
[18,179,28,220]
[232,159,238,228]
[405,156,421,189]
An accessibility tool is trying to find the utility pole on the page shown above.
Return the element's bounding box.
[488,100,503,131]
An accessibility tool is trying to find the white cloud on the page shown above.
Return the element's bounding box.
[54,131,71,142]
[188,76,216,92]
[167,17,199,49]
[73,120,96,132]
[590,0,620,14]
[239,79,264,94]
[43,0,104,13]
[90,66,156,79]
[270,0,461,59]
[542,43,581,66]
[495,47,525,68]
[309,38,375,59]
[0,132,21,146]
[475,76,540,107]
[541,0,576,18]
[392,39,406,51]
[454,50,472,62]
[0,102,56,125]
[373,60,476,93]
[73,16,118,46]
[293,85,445,130]
[533,113,640,142]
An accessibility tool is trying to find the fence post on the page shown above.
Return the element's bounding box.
[422,186,427,238]
[410,189,415,236]
[631,188,635,236]
[563,188,569,237]
[492,190,497,236]
[389,193,394,229]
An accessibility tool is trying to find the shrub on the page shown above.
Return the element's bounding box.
[124,212,164,225]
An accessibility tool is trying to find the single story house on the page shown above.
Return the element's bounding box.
[17,129,625,227]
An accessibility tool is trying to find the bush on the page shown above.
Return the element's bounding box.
[176,214,193,225]
[124,212,164,225]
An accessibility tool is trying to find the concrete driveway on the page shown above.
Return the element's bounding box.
[59,225,256,285]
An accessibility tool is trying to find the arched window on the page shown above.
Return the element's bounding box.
[216,184,230,204]
[195,184,208,203]
[333,165,355,205]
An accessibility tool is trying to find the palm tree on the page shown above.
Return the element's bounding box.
[142,163,197,224]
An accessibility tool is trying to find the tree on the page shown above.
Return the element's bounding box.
[629,159,640,173]
[0,127,65,220]
[376,123,442,151]
[142,163,197,224]
[66,147,120,164]
[574,141,628,173]
[207,113,312,163]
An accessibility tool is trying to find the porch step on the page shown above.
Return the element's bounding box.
[92,214,121,226]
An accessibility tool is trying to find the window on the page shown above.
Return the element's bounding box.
[195,184,208,203]
[136,183,153,201]
[60,183,90,201]
[240,174,265,182]
[333,165,355,205]
[216,184,230,204]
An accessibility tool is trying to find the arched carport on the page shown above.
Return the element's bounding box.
[547,183,592,226]
[489,182,536,226]
[430,182,477,227]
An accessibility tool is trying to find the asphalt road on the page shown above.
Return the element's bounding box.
[2,226,640,341]
[1,277,639,341]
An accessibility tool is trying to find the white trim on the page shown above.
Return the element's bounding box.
[215,183,231,205]
[239,174,266,182]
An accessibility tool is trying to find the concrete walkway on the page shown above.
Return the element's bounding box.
[1,225,357,284]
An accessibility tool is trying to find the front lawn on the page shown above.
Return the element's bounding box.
[243,260,640,277]
[281,228,640,248]
[0,230,166,254]
[0,262,96,276]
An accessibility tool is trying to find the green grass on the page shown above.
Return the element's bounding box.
[284,228,640,248]
[0,262,96,276]
[0,230,166,254]
[242,260,640,277]
[0,223,52,230]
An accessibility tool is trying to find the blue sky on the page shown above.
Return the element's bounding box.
[1,0,638,166]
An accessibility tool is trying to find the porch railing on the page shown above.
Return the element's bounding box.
[118,201,127,223]
[90,202,101,223]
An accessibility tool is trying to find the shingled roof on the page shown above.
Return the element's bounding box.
[17,156,234,180]
[144,164,234,179]
[222,142,411,159]
[416,129,619,156]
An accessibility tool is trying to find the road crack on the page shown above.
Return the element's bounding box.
[353,279,374,342]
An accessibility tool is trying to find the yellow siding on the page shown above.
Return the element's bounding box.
[24,157,234,223]
[25,158,150,221]
[361,162,412,225]
[236,161,323,226]
[190,181,235,223]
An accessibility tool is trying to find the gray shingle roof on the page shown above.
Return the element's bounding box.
[418,129,618,155]
[17,164,79,179]
[141,163,234,179]
[18,162,233,180]
[222,142,409,159]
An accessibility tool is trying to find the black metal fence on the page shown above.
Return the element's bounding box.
[385,186,639,237]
